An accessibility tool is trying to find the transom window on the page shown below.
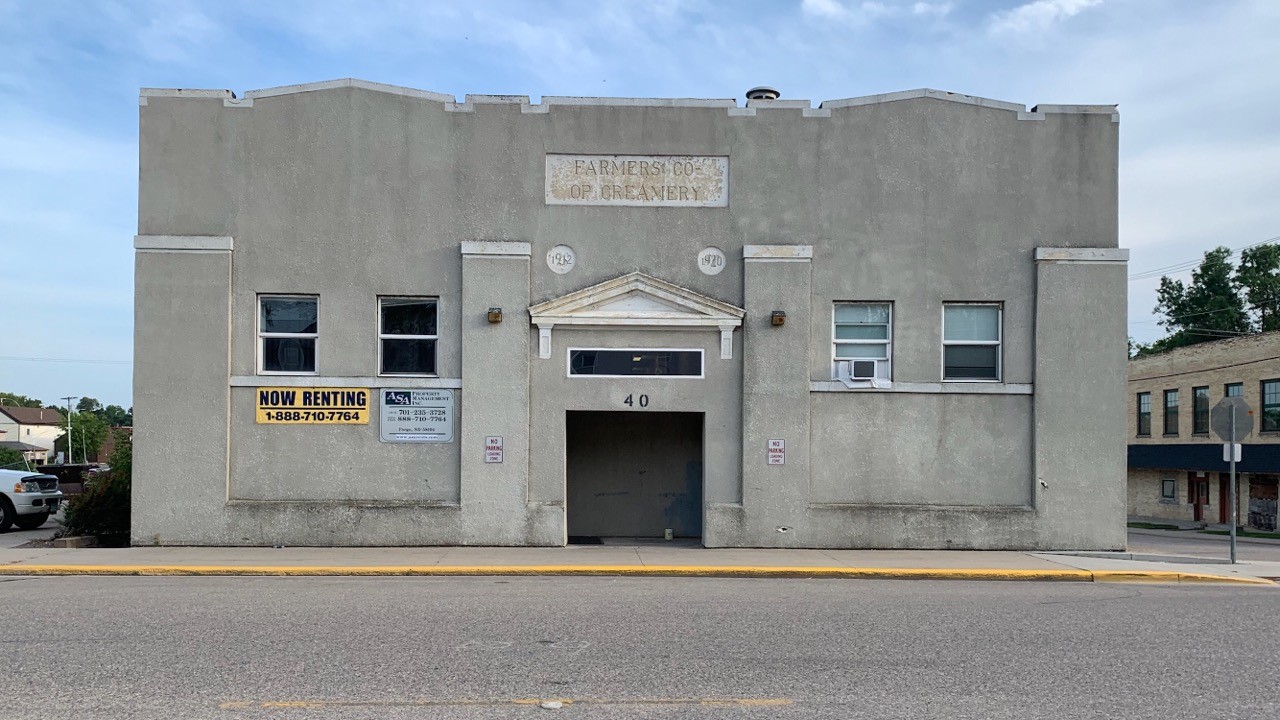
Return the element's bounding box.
[832,303,891,380]
[1225,382,1243,398]
[1136,392,1151,436]
[379,298,438,376]
[942,304,1001,381]
[1263,379,1280,432]
[259,295,318,374]
[568,349,703,378]
[1193,386,1210,434]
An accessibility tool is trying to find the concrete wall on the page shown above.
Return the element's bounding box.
[134,82,1122,548]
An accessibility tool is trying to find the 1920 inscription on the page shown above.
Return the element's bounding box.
[545,154,728,207]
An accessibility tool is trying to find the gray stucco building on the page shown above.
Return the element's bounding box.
[132,79,1127,549]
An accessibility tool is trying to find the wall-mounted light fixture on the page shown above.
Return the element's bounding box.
[770,311,786,326]
[487,307,503,323]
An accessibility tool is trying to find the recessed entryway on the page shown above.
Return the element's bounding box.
[566,411,703,542]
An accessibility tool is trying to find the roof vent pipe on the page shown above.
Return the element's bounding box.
[745,86,780,101]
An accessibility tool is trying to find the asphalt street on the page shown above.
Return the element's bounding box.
[1,576,1275,720]
[1126,529,1280,562]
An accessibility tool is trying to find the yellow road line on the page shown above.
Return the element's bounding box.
[0,563,1271,584]
[219,697,792,710]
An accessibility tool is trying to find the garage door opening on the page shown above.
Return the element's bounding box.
[566,411,703,542]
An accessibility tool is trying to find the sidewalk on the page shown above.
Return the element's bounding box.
[1,542,1275,585]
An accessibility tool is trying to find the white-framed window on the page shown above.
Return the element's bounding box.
[258,295,318,374]
[567,348,704,378]
[942,303,1002,381]
[379,297,438,376]
[832,303,891,380]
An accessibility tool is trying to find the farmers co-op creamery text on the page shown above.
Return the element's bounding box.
[545,154,728,207]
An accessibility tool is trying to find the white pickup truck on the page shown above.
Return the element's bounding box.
[0,468,64,532]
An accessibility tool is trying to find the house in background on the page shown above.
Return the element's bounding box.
[1128,332,1280,531]
[0,405,65,463]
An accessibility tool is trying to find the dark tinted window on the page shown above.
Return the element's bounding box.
[569,350,702,377]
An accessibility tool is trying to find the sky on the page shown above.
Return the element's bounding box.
[1,0,1278,408]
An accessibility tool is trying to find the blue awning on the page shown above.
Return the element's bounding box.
[1128,443,1280,474]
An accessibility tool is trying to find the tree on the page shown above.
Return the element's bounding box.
[0,392,43,408]
[1152,246,1251,351]
[53,411,109,464]
[100,404,132,427]
[1235,244,1280,332]
[76,397,103,414]
[0,447,25,470]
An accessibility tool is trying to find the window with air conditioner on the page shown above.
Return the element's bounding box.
[833,303,891,381]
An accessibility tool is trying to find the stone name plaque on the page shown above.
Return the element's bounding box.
[545,154,728,207]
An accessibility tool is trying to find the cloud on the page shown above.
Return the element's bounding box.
[135,6,220,63]
[988,0,1101,35]
[912,2,953,16]
[801,0,950,24]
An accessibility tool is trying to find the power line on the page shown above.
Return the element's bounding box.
[1128,234,1280,282]
[1128,301,1280,326]
[1131,354,1280,382]
[0,356,131,365]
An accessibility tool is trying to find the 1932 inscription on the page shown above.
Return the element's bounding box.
[545,154,728,207]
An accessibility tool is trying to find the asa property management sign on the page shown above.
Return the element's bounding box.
[545,154,728,207]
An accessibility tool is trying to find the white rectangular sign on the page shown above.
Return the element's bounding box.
[545,154,728,207]
[379,389,455,443]
[484,436,504,463]
[1223,443,1242,462]
[767,439,785,466]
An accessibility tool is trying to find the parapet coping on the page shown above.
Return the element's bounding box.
[138,79,1117,120]
[461,240,532,257]
[744,245,813,261]
[134,235,233,252]
[1035,247,1129,264]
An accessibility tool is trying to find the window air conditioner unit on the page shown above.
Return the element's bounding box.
[851,360,877,380]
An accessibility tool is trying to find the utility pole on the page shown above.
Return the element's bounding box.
[61,396,77,464]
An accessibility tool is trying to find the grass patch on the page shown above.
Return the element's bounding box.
[1127,522,1182,530]
[1200,529,1280,540]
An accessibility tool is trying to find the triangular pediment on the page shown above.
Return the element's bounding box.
[529,272,744,328]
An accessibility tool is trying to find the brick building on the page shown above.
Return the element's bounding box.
[1128,331,1280,530]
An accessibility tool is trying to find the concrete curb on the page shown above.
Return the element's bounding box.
[0,565,1272,585]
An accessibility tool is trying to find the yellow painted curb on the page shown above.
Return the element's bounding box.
[0,564,1272,584]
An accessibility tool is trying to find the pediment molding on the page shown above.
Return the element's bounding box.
[527,272,744,359]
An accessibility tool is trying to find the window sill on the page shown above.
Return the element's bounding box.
[378,374,441,379]
[1163,434,1180,438]
[258,372,319,377]
[231,376,462,389]
[811,381,1032,395]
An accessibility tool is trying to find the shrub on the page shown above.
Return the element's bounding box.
[60,432,131,546]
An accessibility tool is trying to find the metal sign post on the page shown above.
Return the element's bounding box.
[1229,406,1237,564]
[1212,396,1252,565]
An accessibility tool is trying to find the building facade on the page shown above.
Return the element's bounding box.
[0,406,64,462]
[1128,332,1280,531]
[133,79,1126,548]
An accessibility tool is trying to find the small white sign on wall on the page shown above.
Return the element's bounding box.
[379,389,454,443]
[767,439,785,465]
[485,436,504,464]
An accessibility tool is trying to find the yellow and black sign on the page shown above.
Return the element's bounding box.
[256,387,370,424]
